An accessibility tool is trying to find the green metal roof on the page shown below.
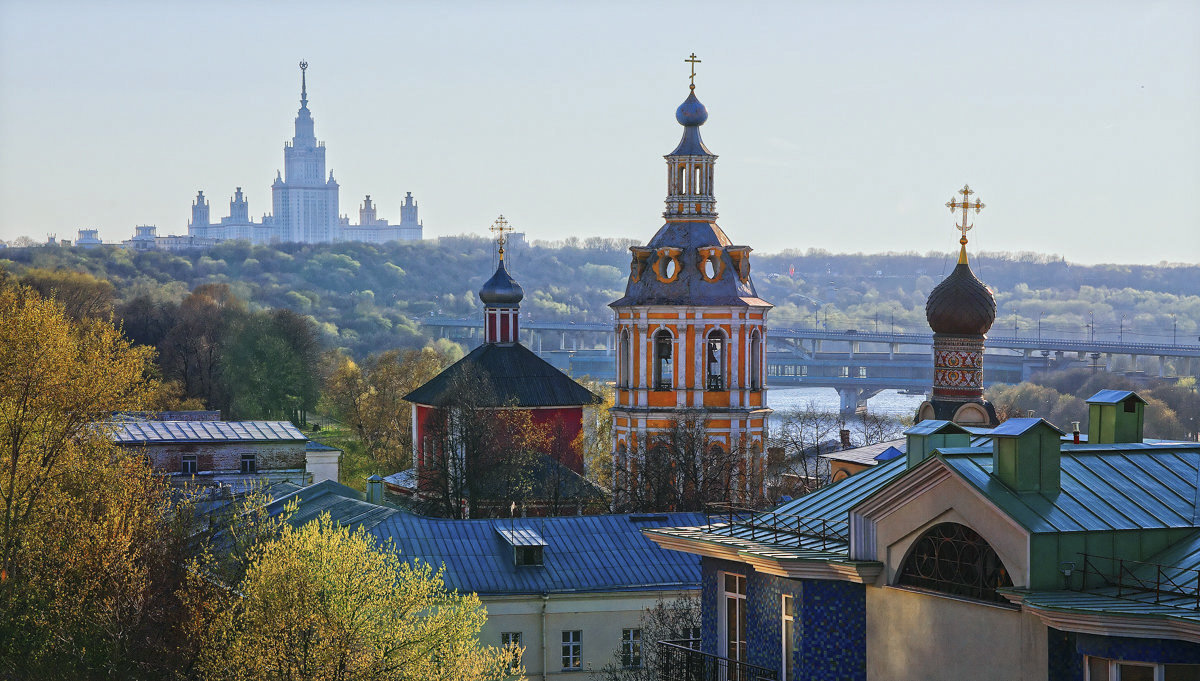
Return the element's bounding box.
[1087,389,1146,405]
[939,443,1200,533]
[905,420,971,437]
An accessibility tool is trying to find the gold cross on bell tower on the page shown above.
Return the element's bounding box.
[946,184,985,264]
[490,214,514,260]
[685,53,701,90]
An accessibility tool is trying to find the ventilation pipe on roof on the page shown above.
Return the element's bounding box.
[1072,422,1081,445]
[366,474,384,504]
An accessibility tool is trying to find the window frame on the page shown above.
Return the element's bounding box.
[653,329,674,391]
[561,629,582,670]
[501,632,523,672]
[718,572,747,665]
[240,452,257,474]
[705,329,726,392]
[781,594,795,680]
[181,453,198,475]
[621,628,642,669]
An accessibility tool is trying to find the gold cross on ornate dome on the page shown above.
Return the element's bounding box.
[490,215,513,258]
[946,184,985,245]
[685,53,701,90]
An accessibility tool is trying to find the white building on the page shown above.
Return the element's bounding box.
[185,62,423,245]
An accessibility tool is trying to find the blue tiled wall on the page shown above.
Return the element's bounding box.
[1047,628,1084,681]
[1075,632,1200,664]
[698,557,866,681]
[795,579,865,681]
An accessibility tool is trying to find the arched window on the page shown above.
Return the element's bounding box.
[619,329,631,387]
[750,330,762,391]
[898,522,1013,603]
[706,330,725,391]
[654,330,673,391]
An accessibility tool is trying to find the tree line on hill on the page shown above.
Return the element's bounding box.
[2,238,1197,363]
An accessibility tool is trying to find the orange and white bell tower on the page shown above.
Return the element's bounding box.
[609,56,772,505]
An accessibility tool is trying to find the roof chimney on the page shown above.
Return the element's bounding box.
[990,418,1065,495]
[1086,390,1146,444]
[366,474,384,504]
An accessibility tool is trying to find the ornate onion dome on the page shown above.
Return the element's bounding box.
[925,259,996,336]
[478,259,524,306]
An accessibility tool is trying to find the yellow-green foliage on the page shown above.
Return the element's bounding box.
[192,513,518,681]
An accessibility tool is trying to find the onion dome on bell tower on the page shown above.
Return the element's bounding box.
[479,215,523,344]
[917,185,999,427]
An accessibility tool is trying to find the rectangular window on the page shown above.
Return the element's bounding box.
[241,453,257,474]
[561,630,581,669]
[515,546,543,566]
[501,632,523,671]
[181,454,198,475]
[720,573,747,665]
[782,594,795,680]
[679,626,702,651]
[621,628,642,668]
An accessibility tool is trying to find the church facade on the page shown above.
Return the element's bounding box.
[187,62,423,245]
[609,66,772,508]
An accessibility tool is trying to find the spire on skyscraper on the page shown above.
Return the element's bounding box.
[299,60,309,109]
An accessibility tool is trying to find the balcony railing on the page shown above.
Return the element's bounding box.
[704,503,849,551]
[1075,553,1200,609]
[658,641,778,681]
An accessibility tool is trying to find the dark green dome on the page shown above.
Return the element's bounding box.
[478,259,524,306]
[925,262,996,335]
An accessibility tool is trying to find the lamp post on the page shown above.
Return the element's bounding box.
[1039,311,1045,342]
[1173,314,1178,346]
[1120,314,1126,344]
[1088,310,1095,343]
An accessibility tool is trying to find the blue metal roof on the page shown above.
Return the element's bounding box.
[989,417,1065,437]
[268,481,701,596]
[1087,389,1146,405]
[497,527,547,547]
[940,444,1200,533]
[108,420,306,444]
[875,446,904,462]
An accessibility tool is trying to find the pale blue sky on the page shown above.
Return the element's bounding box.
[1,0,1197,264]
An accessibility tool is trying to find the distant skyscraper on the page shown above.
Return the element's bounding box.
[184,62,423,245]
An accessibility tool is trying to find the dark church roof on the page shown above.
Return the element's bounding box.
[403,342,600,408]
[925,261,996,335]
[609,221,771,308]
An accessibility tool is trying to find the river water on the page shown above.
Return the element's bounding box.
[767,387,925,419]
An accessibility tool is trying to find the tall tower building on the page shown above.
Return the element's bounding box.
[189,191,210,237]
[917,185,999,426]
[271,61,341,243]
[610,59,772,505]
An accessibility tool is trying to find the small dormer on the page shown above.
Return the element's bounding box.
[496,527,546,567]
[905,420,972,468]
[989,418,1066,495]
[1086,390,1146,444]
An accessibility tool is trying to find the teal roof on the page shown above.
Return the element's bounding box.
[989,417,1065,437]
[905,420,971,436]
[1087,389,1146,405]
[939,443,1200,533]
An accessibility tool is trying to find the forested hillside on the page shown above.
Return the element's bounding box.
[2,237,1197,360]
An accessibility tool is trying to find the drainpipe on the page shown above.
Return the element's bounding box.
[541,593,550,681]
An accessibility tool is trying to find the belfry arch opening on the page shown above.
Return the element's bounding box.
[654,329,674,390]
[749,330,762,391]
[897,522,1013,603]
[706,330,726,391]
[619,329,631,387]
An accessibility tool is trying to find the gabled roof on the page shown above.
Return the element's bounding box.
[989,417,1066,437]
[403,342,599,408]
[267,482,701,596]
[820,439,906,467]
[905,420,971,437]
[1087,389,1147,405]
[107,420,307,444]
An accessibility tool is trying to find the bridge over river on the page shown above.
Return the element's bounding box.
[422,317,1200,414]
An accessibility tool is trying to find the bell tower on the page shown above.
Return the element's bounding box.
[609,56,773,508]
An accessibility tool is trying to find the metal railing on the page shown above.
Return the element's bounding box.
[1075,553,1200,609]
[704,503,849,551]
[658,641,778,681]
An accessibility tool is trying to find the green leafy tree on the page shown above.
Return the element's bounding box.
[189,513,515,681]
